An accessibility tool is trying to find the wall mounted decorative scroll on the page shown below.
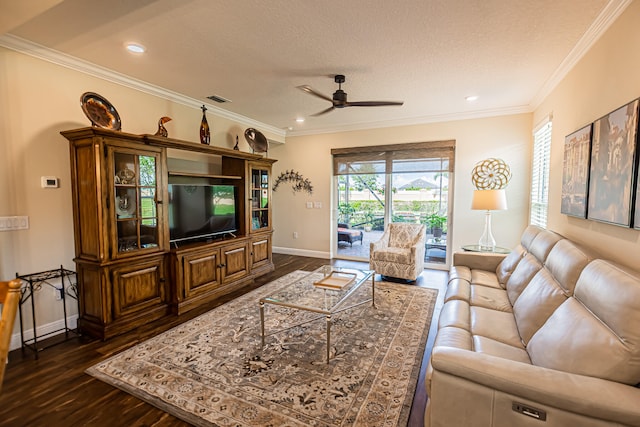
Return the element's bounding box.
[272,170,313,195]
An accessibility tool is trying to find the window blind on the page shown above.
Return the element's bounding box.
[530,120,552,228]
[331,140,455,176]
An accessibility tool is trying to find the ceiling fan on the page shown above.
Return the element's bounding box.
[297,74,404,116]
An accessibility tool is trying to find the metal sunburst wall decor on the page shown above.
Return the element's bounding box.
[471,158,512,189]
[273,170,313,195]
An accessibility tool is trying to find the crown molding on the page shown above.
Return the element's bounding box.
[529,0,632,110]
[287,105,532,137]
[0,34,286,138]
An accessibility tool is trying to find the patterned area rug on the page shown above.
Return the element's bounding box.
[86,270,437,426]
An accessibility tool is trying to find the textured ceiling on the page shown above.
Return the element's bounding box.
[2,0,622,135]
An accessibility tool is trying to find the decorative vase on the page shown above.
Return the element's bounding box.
[199,105,210,145]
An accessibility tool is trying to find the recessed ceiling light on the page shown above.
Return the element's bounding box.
[465,95,479,102]
[126,43,146,54]
[296,117,305,123]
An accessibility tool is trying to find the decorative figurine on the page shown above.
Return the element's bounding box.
[154,116,172,137]
[200,105,210,145]
[233,135,240,150]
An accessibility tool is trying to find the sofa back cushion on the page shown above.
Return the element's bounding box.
[544,239,594,295]
[527,260,640,385]
[505,253,542,305]
[520,225,542,249]
[513,269,567,344]
[496,245,525,287]
[527,229,562,262]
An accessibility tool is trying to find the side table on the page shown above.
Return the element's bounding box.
[16,265,79,359]
[461,244,511,254]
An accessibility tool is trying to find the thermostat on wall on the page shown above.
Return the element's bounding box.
[41,176,59,188]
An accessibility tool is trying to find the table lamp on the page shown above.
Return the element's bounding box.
[471,189,507,251]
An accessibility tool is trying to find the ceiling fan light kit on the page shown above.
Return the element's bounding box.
[298,74,404,116]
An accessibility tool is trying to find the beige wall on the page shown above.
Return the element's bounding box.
[271,113,532,259]
[3,0,638,343]
[0,46,281,337]
[534,0,640,269]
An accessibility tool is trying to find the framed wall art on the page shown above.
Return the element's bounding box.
[561,124,592,218]
[587,99,640,227]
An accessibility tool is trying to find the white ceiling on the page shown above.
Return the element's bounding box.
[1,0,628,136]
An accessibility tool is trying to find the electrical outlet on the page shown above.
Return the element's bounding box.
[54,286,63,301]
[293,231,299,239]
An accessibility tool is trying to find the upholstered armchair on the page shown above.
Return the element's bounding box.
[369,223,426,281]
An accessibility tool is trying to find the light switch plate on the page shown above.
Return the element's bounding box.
[306,201,313,209]
[314,201,322,209]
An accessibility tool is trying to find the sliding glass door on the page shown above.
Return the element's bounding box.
[332,142,454,268]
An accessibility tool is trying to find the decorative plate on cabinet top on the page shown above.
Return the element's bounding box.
[80,92,122,130]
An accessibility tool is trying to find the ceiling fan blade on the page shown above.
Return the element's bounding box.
[311,106,336,116]
[297,85,334,103]
[345,101,404,107]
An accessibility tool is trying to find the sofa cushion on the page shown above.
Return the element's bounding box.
[470,269,501,288]
[527,260,640,385]
[520,224,542,249]
[545,239,594,295]
[495,244,525,286]
[470,306,523,348]
[513,268,567,344]
[528,229,562,262]
[448,265,471,284]
[444,278,470,303]
[470,286,512,312]
[505,253,542,304]
[438,300,470,330]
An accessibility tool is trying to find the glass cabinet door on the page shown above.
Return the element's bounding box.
[250,166,270,231]
[113,151,161,254]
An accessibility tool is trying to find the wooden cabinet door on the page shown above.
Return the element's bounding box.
[182,248,222,298]
[108,145,166,259]
[111,256,167,319]
[250,235,271,271]
[248,162,272,234]
[221,242,249,283]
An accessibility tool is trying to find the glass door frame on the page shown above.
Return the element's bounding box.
[331,141,455,271]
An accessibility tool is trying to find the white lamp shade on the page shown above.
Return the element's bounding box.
[471,189,508,210]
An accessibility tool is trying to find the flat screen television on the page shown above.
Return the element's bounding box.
[168,184,238,243]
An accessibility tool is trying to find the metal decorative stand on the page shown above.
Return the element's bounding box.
[15,265,79,359]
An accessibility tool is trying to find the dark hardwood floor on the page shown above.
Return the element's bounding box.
[0,254,447,427]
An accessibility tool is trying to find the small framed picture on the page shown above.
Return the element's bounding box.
[587,99,639,227]
[561,124,592,218]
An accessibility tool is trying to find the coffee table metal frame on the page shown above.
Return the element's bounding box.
[259,266,375,363]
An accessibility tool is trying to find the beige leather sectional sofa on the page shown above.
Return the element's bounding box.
[426,225,640,427]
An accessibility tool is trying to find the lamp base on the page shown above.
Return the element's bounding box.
[478,210,496,251]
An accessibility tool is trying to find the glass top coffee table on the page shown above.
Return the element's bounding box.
[259,266,375,363]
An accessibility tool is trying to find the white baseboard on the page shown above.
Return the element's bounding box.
[10,315,79,351]
[273,246,331,259]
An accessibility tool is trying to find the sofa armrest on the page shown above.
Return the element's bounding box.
[430,347,640,426]
[452,251,507,272]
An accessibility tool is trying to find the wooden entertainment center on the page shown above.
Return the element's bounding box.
[62,127,276,340]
